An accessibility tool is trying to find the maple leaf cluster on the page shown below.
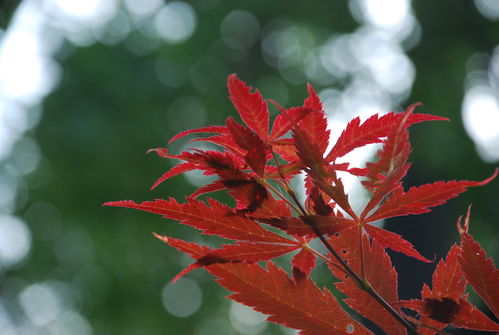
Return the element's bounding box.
[105,74,499,334]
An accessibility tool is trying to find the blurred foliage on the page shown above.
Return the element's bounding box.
[3,0,498,334]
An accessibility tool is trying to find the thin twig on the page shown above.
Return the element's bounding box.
[267,150,417,333]
[270,150,308,216]
[301,216,418,335]
[260,178,302,215]
[303,244,348,276]
[358,224,366,281]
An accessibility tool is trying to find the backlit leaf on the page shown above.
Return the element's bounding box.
[227,74,269,140]
[226,117,267,176]
[208,261,372,335]
[328,227,406,335]
[153,236,300,283]
[293,125,324,169]
[193,134,248,157]
[292,248,316,280]
[168,125,228,144]
[259,215,354,237]
[105,198,293,244]
[363,224,431,263]
[152,233,209,283]
[361,111,412,219]
[197,242,299,264]
[366,170,498,222]
[426,244,465,300]
[459,232,499,316]
[326,108,448,162]
[402,242,499,333]
[149,149,248,190]
[415,244,465,334]
[107,74,498,334]
[150,161,200,190]
[270,105,314,141]
[298,111,329,157]
[402,298,499,332]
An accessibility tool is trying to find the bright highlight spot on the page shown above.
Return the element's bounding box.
[475,0,499,20]
[162,278,202,317]
[351,31,414,95]
[369,47,414,94]
[19,283,62,326]
[0,30,59,104]
[52,0,118,23]
[229,301,267,334]
[10,137,41,175]
[361,0,410,28]
[462,86,499,162]
[124,0,163,17]
[155,2,197,43]
[0,215,31,269]
[261,21,316,84]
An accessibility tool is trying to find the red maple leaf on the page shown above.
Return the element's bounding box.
[328,226,406,335]
[104,197,293,244]
[363,224,431,263]
[154,234,300,282]
[364,172,497,223]
[457,207,499,317]
[258,215,354,237]
[106,74,498,335]
[208,261,373,335]
[227,74,270,141]
[326,105,447,162]
[400,212,499,333]
[361,109,413,220]
[291,248,316,280]
[402,298,499,332]
[459,232,499,317]
[225,116,267,176]
[410,244,466,334]
[270,105,315,141]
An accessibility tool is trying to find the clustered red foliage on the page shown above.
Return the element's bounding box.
[105,75,499,334]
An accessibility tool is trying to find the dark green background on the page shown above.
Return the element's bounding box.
[2,1,498,334]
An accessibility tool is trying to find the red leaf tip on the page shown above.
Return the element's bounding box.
[306,83,316,98]
[103,200,132,207]
[457,204,472,235]
[147,147,170,158]
[304,82,322,112]
[405,102,423,114]
[227,73,237,82]
[153,232,168,243]
[268,99,283,110]
[480,167,498,185]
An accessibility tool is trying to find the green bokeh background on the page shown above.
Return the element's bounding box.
[2,1,498,334]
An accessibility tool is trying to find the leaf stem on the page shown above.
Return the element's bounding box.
[268,149,416,333]
[303,244,348,276]
[358,224,366,281]
[260,179,302,215]
[301,217,418,335]
[402,314,449,335]
[304,167,359,221]
[270,150,308,216]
